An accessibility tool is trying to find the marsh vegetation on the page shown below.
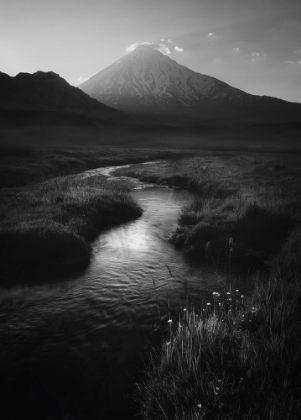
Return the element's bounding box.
[0,175,142,271]
[0,143,301,419]
[0,145,182,275]
[0,143,182,188]
[140,271,301,420]
[114,153,301,419]
[114,153,301,262]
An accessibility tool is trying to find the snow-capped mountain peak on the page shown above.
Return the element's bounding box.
[78,45,259,114]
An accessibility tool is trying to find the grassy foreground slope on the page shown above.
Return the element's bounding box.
[115,153,301,419]
[0,145,183,276]
[0,176,141,271]
[140,269,301,420]
[114,153,301,261]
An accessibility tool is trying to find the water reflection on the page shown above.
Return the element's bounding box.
[0,181,256,419]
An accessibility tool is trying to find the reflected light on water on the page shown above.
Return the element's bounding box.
[0,182,257,419]
[98,221,151,252]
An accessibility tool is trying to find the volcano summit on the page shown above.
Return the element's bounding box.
[79,45,301,125]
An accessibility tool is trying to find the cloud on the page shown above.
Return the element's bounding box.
[77,76,89,84]
[125,43,139,52]
[77,72,97,85]
[232,47,240,52]
[251,51,264,62]
[125,41,153,52]
[125,39,183,55]
[286,60,301,64]
[159,43,171,54]
[207,32,218,41]
[174,45,184,52]
[294,48,301,53]
[250,51,267,63]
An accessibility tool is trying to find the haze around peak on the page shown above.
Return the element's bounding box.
[1,0,301,102]
[125,40,184,56]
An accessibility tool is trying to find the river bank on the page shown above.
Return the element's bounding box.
[113,154,301,419]
[1,146,301,419]
[0,143,183,188]
[0,145,184,279]
[113,153,301,267]
[0,181,223,420]
[140,267,301,420]
[0,175,142,276]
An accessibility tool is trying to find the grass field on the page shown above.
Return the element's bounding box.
[0,144,184,277]
[0,175,143,273]
[113,153,301,261]
[1,140,301,417]
[139,270,301,420]
[0,143,183,188]
[116,153,301,419]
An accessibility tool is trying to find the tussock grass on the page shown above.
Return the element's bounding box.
[0,144,183,188]
[140,271,301,420]
[0,175,142,271]
[113,156,239,196]
[178,199,298,257]
[0,144,185,274]
[271,224,301,282]
[121,152,301,419]
[115,153,301,259]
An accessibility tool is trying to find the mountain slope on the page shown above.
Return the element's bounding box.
[0,71,129,127]
[79,45,255,109]
[79,45,301,124]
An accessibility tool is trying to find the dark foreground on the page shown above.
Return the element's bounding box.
[0,138,301,419]
[0,145,184,279]
[114,153,301,419]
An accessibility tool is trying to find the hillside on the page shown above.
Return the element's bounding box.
[79,45,301,126]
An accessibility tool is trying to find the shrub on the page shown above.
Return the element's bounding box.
[0,222,90,267]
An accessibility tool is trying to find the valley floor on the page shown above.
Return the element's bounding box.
[0,144,182,280]
[113,152,301,270]
[113,152,301,419]
[1,141,301,419]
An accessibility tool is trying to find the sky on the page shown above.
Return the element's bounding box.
[1,0,301,103]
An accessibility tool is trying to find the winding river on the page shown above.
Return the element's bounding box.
[0,163,255,419]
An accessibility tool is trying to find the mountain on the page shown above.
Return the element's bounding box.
[0,71,129,129]
[79,45,301,125]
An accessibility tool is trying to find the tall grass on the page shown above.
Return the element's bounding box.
[176,198,298,258]
[0,175,142,272]
[130,153,301,419]
[115,154,301,260]
[0,144,186,273]
[0,144,183,188]
[139,270,301,420]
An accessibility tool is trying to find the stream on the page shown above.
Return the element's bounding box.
[0,162,255,419]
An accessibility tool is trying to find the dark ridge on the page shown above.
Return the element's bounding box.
[0,71,131,127]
